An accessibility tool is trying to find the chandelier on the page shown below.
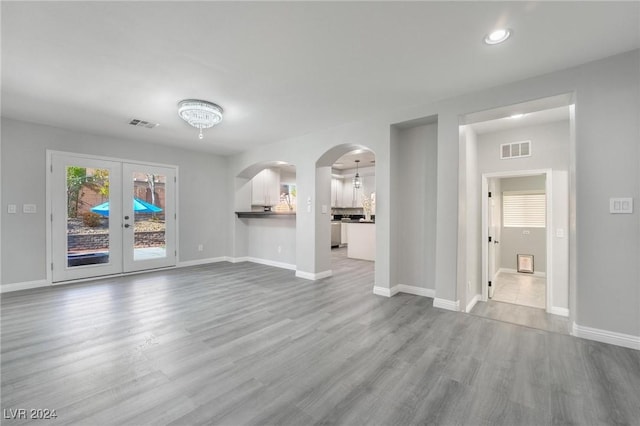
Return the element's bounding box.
[177,99,223,139]
[353,159,362,189]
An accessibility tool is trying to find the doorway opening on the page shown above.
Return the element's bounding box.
[316,144,376,279]
[234,161,298,270]
[484,171,549,310]
[459,94,573,334]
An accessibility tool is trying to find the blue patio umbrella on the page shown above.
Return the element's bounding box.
[90,198,163,217]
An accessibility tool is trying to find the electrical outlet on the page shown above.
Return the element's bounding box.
[23,204,36,213]
[277,245,282,253]
[7,204,17,214]
[197,244,203,251]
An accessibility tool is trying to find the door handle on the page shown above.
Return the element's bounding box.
[124,223,131,228]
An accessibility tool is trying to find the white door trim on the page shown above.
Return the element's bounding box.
[481,169,554,313]
[46,150,179,284]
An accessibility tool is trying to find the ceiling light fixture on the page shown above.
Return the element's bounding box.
[353,160,362,189]
[484,28,511,45]
[177,99,223,140]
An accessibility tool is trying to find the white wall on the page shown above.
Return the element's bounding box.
[1,118,229,286]
[391,122,438,291]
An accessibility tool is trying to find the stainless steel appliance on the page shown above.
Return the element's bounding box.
[331,222,341,248]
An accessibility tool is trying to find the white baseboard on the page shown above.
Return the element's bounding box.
[433,298,461,312]
[397,284,435,298]
[373,285,434,298]
[228,256,249,263]
[1,279,49,293]
[246,257,296,271]
[177,257,227,268]
[572,322,640,350]
[296,270,332,280]
[373,286,397,297]
[548,306,570,317]
[465,294,480,313]
[499,267,546,278]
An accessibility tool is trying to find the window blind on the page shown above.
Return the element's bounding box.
[503,192,546,227]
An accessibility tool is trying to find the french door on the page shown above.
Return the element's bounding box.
[50,152,176,282]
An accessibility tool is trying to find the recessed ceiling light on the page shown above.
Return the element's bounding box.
[484,28,511,45]
[508,113,525,119]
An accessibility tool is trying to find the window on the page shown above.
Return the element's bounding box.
[503,191,546,227]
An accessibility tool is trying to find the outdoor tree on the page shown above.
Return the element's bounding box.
[66,167,109,218]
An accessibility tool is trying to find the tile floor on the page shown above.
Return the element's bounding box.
[491,271,545,309]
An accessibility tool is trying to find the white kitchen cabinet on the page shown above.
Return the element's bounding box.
[251,168,280,206]
[341,221,348,244]
[331,178,343,207]
[342,179,355,207]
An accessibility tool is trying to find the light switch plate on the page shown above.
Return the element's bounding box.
[7,204,17,214]
[610,198,633,214]
[23,204,37,213]
[321,205,328,214]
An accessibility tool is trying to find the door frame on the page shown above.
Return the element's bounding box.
[481,169,552,311]
[46,150,180,285]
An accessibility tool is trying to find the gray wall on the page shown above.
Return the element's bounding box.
[1,118,229,285]
[227,50,638,338]
[391,123,438,290]
[3,50,637,340]
[458,125,481,310]
[477,121,570,171]
[499,175,547,273]
[244,218,296,267]
[475,121,570,311]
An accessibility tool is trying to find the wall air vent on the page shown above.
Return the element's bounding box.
[500,140,531,159]
[129,119,159,129]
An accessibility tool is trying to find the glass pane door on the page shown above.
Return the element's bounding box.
[122,163,176,272]
[51,154,123,282]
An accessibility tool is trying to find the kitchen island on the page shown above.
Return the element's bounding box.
[346,221,375,261]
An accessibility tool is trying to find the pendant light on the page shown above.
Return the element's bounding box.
[353,160,362,189]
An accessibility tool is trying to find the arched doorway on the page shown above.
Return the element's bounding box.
[233,160,298,270]
[316,144,376,277]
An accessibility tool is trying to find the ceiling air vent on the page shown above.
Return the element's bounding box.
[501,140,531,159]
[129,119,159,129]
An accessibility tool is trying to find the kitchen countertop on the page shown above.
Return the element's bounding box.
[236,211,296,218]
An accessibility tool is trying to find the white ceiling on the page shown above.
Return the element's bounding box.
[2,2,639,155]
[469,105,570,135]
[333,150,376,171]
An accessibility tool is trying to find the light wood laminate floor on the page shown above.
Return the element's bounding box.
[2,248,639,425]
[491,272,546,309]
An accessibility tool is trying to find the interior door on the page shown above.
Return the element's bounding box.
[51,154,123,282]
[487,180,499,299]
[122,163,176,272]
